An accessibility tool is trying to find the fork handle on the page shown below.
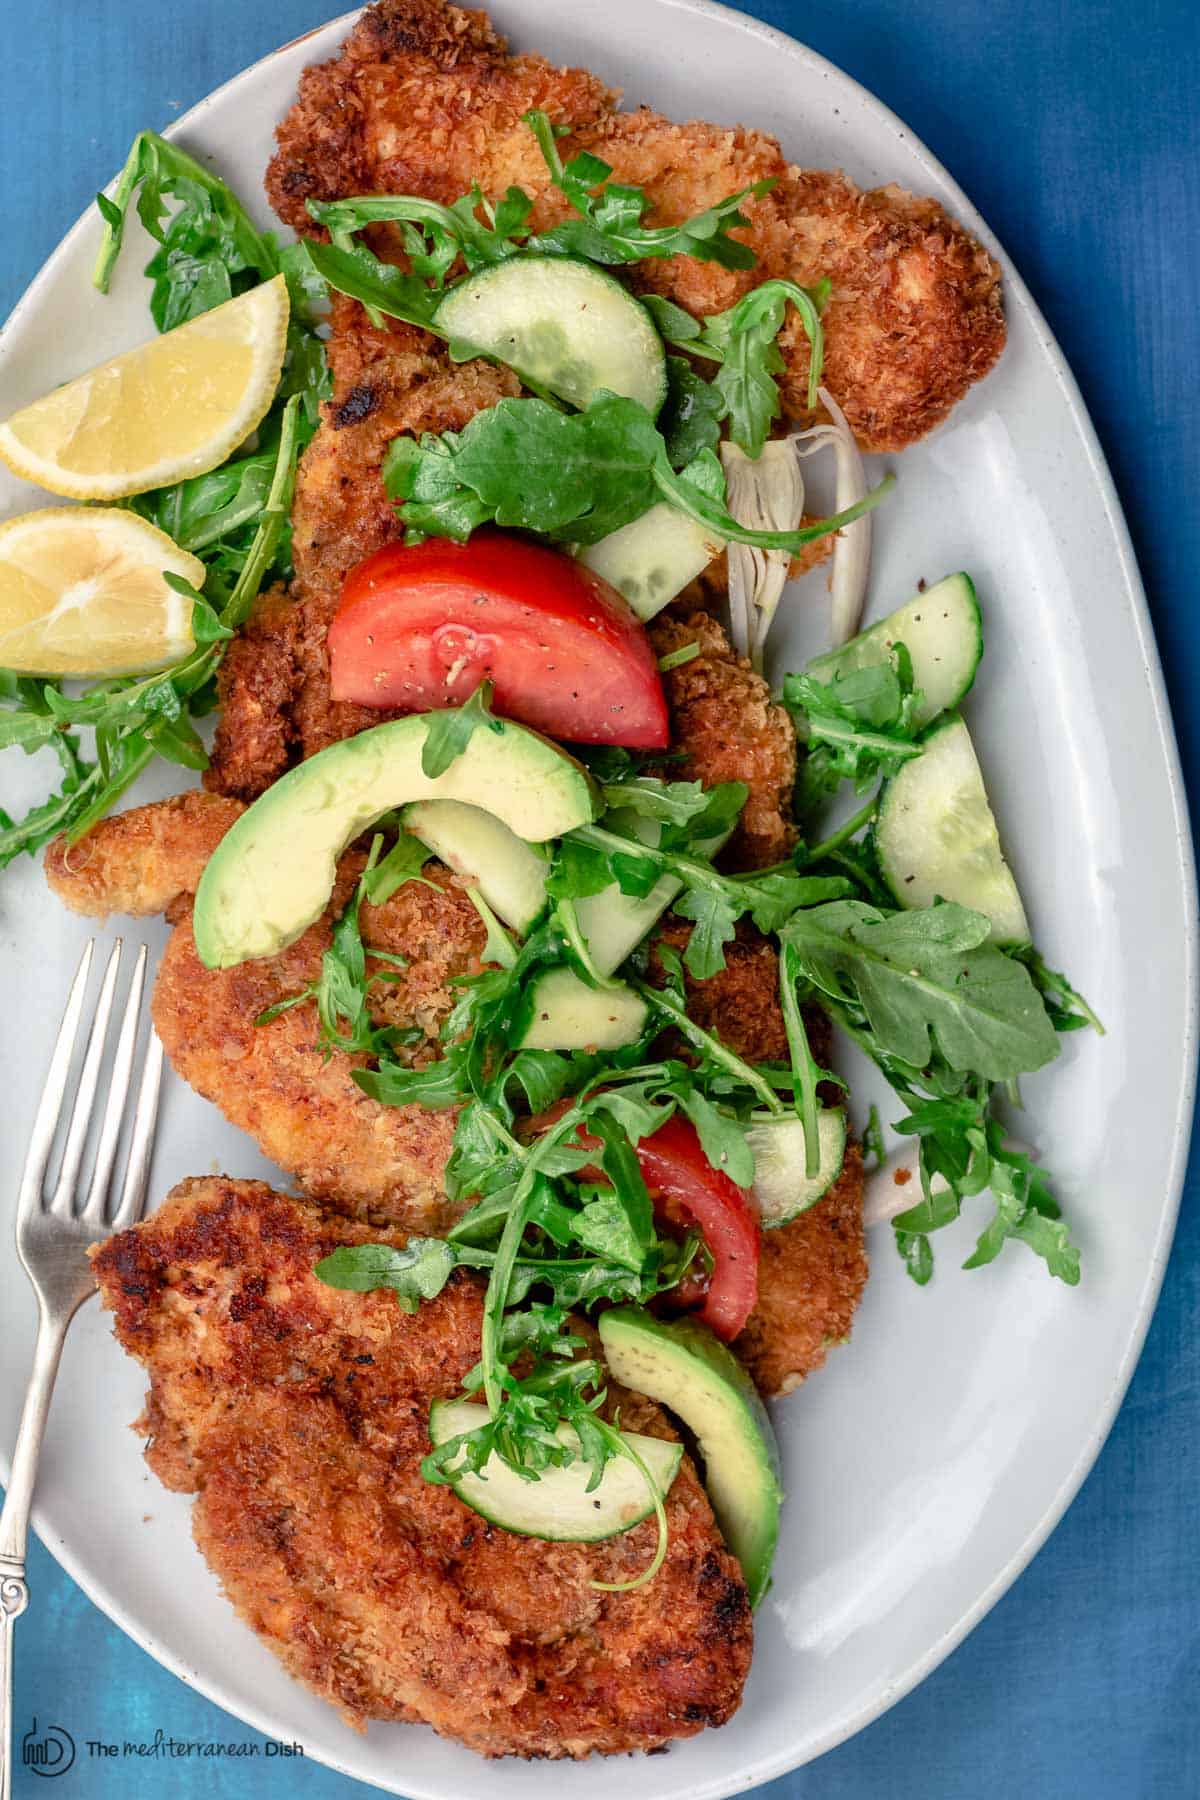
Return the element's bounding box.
[0,1564,28,1800]
[0,1304,71,1800]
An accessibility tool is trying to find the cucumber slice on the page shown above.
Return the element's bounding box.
[576,872,683,977]
[746,1109,847,1226]
[598,1309,782,1608]
[577,503,723,621]
[429,1399,682,1541]
[434,258,668,416]
[574,811,733,978]
[402,798,548,933]
[875,713,1031,944]
[521,966,648,1050]
[806,572,981,728]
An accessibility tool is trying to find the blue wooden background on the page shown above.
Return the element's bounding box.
[4,0,1197,1794]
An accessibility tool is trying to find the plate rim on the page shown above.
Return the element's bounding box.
[2,0,1196,1791]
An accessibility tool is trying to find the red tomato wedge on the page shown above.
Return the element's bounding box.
[328,532,669,749]
[528,1107,761,1341]
[634,1117,761,1341]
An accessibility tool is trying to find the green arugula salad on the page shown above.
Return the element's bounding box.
[0,110,1101,1600]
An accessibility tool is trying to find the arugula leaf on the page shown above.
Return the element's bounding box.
[255,831,428,1058]
[959,1139,1080,1284]
[675,1086,755,1186]
[354,1052,470,1111]
[309,189,529,276]
[778,941,823,1179]
[387,393,893,555]
[571,817,848,975]
[419,681,504,778]
[315,1239,457,1313]
[634,973,783,1113]
[600,775,713,829]
[1015,948,1105,1036]
[646,280,830,456]
[670,882,740,980]
[707,278,829,448]
[302,238,441,331]
[658,356,725,466]
[785,648,924,811]
[861,1103,886,1170]
[389,396,661,545]
[362,830,432,904]
[897,1229,934,1285]
[587,1109,656,1260]
[781,899,1061,1082]
[640,294,710,349]
[523,111,772,269]
[94,131,276,317]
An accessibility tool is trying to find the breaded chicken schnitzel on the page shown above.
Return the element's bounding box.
[267,0,1004,454]
[92,1176,752,1753]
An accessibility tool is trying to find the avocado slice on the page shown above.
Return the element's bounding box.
[598,1307,782,1607]
[402,798,550,934]
[193,713,597,969]
[520,966,648,1051]
[429,1399,682,1540]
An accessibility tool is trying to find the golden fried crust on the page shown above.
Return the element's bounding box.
[92,1176,752,1753]
[266,0,1003,453]
[734,1143,868,1398]
[651,918,790,1065]
[292,300,521,604]
[203,586,298,801]
[151,866,485,1232]
[267,0,615,230]
[648,612,796,869]
[43,792,244,917]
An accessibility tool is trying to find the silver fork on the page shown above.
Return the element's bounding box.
[0,939,163,1800]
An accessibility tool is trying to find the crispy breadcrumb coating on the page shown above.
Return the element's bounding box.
[734,1145,868,1397]
[92,1176,752,1753]
[648,612,796,870]
[43,791,243,917]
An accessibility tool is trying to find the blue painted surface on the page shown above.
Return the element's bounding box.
[2,0,1197,1794]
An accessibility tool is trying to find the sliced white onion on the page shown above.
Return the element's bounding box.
[720,439,803,670]
[793,386,871,648]
[718,391,873,670]
[862,1138,1036,1228]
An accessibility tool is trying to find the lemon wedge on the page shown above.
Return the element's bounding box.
[0,274,289,501]
[0,507,206,675]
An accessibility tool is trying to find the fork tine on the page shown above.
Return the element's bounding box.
[80,944,149,1225]
[16,939,95,1220]
[48,938,122,1218]
[110,1029,163,1230]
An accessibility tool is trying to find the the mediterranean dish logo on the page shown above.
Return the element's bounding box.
[20,1720,75,1778]
[21,1719,303,1776]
